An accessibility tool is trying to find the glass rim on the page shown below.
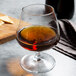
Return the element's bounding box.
[22,4,55,16]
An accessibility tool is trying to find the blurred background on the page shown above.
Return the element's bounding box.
[0,0,76,23]
[0,0,76,76]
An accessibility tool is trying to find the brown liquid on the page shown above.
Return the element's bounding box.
[17,25,59,51]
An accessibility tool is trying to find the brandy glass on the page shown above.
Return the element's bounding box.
[16,4,60,73]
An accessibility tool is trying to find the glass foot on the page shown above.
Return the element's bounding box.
[21,53,55,73]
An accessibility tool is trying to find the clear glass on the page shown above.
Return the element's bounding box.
[16,4,60,73]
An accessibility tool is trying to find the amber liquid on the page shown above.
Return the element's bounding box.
[17,25,59,51]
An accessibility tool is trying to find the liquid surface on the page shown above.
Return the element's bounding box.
[20,26,56,43]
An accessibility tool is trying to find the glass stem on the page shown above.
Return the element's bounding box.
[34,52,41,61]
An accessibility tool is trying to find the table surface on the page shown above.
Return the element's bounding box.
[0,0,76,76]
